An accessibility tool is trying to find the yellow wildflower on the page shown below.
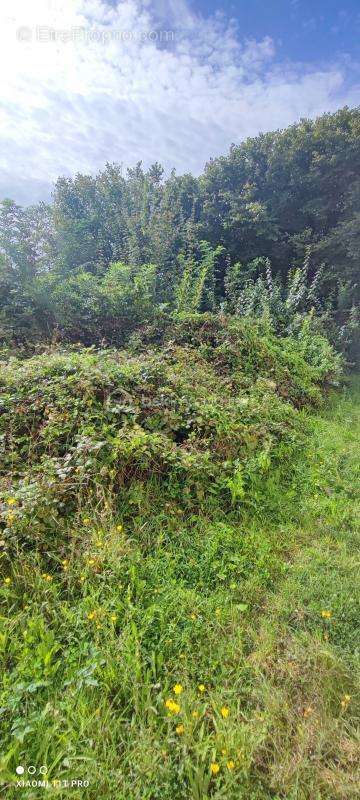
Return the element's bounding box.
[175,724,184,735]
[61,559,68,566]
[87,611,97,621]
[341,694,351,709]
[95,540,103,547]
[220,706,230,718]
[7,497,16,506]
[198,684,206,693]
[164,698,181,714]
[4,577,11,585]
[80,575,85,582]
[87,559,95,566]
[116,525,123,532]
[192,710,199,718]
[83,518,91,525]
[190,613,196,620]
[321,610,332,619]
[226,760,235,771]
[110,614,117,622]
[173,684,183,695]
[96,624,101,630]
[210,763,220,776]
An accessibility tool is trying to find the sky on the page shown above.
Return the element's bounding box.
[0,0,359,205]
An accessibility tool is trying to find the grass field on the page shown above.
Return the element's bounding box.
[0,336,358,798]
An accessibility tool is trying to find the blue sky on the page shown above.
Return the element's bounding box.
[191,0,360,63]
[0,0,359,204]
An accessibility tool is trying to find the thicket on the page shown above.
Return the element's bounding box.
[0,107,359,360]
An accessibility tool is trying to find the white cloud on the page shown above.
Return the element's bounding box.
[0,0,359,204]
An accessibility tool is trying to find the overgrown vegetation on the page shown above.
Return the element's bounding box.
[0,107,359,359]
[0,108,359,798]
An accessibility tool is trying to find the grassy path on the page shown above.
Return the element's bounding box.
[246,379,360,799]
[1,381,359,800]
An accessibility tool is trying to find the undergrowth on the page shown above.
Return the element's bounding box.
[0,315,358,799]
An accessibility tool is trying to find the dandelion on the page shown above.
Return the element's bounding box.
[341,694,351,709]
[321,610,332,619]
[7,497,16,506]
[3,577,11,585]
[220,706,229,718]
[164,698,181,714]
[175,724,184,735]
[173,684,183,695]
[227,760,235,770]
[87,611,97,621]
[210,763,220,776]
[198,684,205,693]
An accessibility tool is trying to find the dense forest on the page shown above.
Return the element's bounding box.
[0,108,359,800]
[1,106,359,358]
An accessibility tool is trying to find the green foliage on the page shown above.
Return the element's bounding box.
[0,332,358,799]
[44,261,157,344]
[176,242,223,313]
[1,108,359,356]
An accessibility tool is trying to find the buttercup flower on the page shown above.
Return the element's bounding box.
[220,706,230,718]
[226,760,235,770]
[198,684,205,693]
[110,614,117,622]
[116,525,123,532]
[165,698,181,714]
[173,684,183,695]
[321,610,332,619]
[175,724,184,735]
[3,577,11,585]
[83,518,91,525]
[7,497,16,506]
[210,763,220,776]
[87,611,97,620]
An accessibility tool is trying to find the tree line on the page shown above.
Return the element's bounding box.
[0,106,359,356]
